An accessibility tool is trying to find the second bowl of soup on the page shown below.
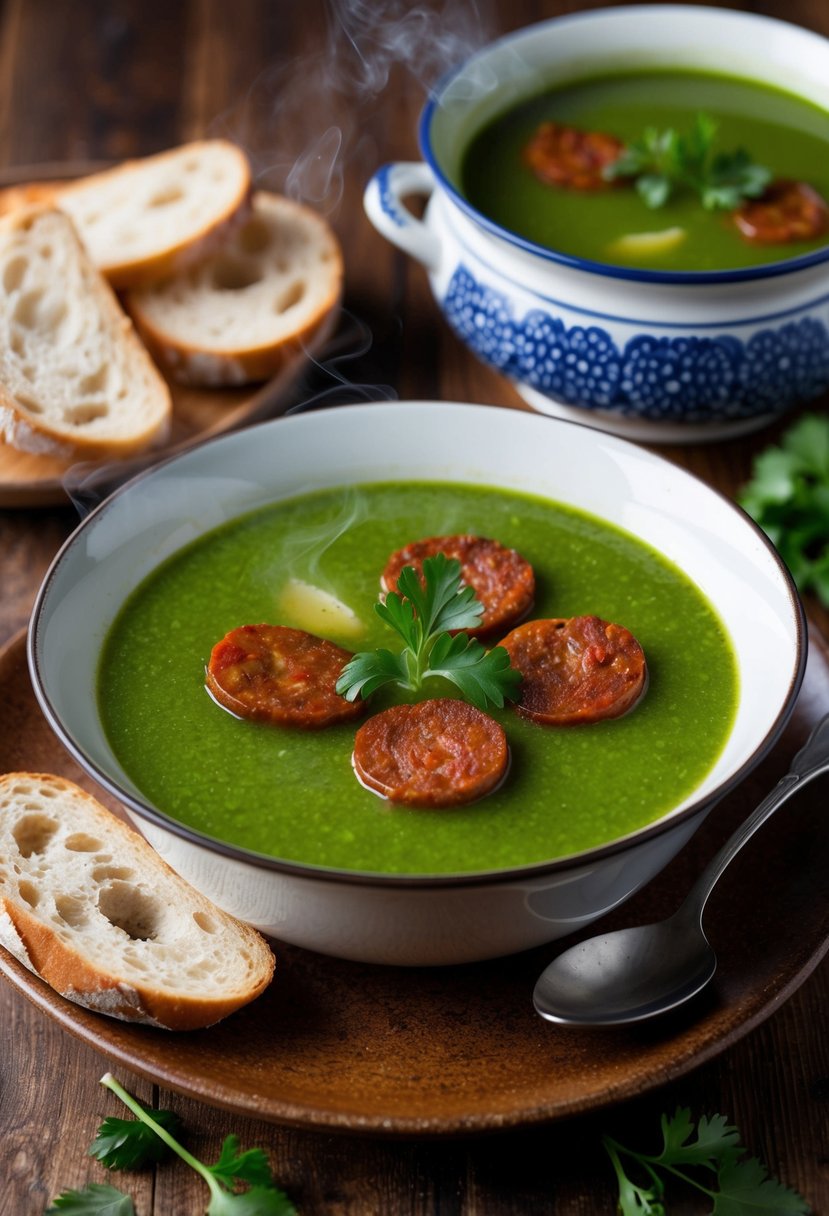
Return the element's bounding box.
[364,6,829,441]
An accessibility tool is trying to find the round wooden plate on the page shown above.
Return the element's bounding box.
[0,627,827,1135]
[0,162,334,508]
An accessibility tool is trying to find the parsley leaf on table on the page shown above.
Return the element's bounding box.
[604,112,771,211]
[653,1109,741,1170]
[88,1108,182,1170]
[46,1183,136,1215]
[74,1073,298,1216]
[713,1154,813,1214]
[739,413,829,608]
[337,552,522,711]
[603,1106,810,1215]
[207,1135,279,1189]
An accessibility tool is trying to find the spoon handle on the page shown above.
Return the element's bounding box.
[682,714,829,922]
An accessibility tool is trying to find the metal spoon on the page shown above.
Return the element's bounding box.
[533,713,829,1027]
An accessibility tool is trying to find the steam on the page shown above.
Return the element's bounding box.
[272,484,370,586]
[62,1,493,515]
[210,0,493,211]
[325,0,493,98]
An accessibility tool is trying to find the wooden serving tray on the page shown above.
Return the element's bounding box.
[0,627,827,1135]
[0,161,331,508]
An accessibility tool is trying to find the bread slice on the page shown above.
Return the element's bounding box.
[49,140,252,289]
[0,180,61,217]
[0,206,172,459]
[0,773,275,1030]
[125,191,343,387]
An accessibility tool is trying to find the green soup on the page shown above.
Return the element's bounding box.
[461,70,829,272]
[98,483,738,875]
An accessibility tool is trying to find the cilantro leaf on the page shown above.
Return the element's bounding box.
[426,634,522,710]
[93,1074,298,1216]
[713,1155,811,1214]
[393,554,484,639]
[636,173,672,210]
[604,1109,810,1215]
[656,1107,741,1170]
[46,1184,136,1215]
[337,648,409,700]
[88,1109,182,1170]
[603,1138,666,1215]
[208,1136,276,1189]
[739,413,829,607]
[336,555,520,710]
[374,591,418,650]
[605,111,771,212]
[207,1186,296,1215]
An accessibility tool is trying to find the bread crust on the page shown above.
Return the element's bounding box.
[125,193,343,387]
[0,773,275,1030]
[0,206,172,459]
[52,140,254,289]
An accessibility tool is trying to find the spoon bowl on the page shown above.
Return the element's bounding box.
[534,713,829,1027]
[533,919,717,1027]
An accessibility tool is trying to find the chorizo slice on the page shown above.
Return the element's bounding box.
[500,616,646,726]
[381,535,535,638]
[523,121,624,191]
[734,180,829,244]
[352,698,509,808]
[206,623,367,728]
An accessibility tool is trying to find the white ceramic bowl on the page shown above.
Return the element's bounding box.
[29,403,805,964]
[364,6,829,442]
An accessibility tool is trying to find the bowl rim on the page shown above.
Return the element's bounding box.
[418,4,829,286]
[28,402,808,890]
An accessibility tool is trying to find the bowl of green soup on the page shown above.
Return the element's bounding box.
[364,6,829,442]
[29,403,805,964]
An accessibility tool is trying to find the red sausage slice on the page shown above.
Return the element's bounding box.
[353,698,509,808]
[500,616,647,726]
[523,122,624,191]
[206,624,367,728]
[381,535,535,638]
[734,180,829,244]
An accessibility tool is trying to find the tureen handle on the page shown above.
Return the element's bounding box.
[363,162,441,272]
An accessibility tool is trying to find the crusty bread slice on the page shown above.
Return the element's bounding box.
[0,206,172,459]
[0,773,275,1030]
[125,191,343,387]
[50,140,252,288]
[0,180,60,217]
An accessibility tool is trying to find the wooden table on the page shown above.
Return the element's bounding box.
[1,1,827,1211]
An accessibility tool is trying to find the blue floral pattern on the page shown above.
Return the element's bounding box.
[442,266,829,420]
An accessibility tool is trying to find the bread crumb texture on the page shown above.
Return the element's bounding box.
[126,192,342,385]
[0,773,274,1029]
[0,207,171,457]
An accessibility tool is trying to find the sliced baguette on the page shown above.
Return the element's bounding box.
[0,180,61,217]
[125,191,343,387]
[0,773,275,1030]
[0,206,172,459]
[47,140,252,288]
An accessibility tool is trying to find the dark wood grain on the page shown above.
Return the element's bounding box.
[0,0,827,1213]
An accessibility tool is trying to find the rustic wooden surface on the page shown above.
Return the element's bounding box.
[0,0,827,1212]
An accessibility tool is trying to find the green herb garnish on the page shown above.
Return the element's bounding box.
[336,552,522,711]
[88,1106,182,1171]
[603,1107,810,1214]
[739,413,829,607]
[604,112,772,211]
[48,1073,297,1216]
[47,1184,137,1215]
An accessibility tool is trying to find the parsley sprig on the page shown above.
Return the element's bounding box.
[603,1107,810,1214]
[336,552,522,711]
[604,112,771,211]
[48,1073,296,1215]
[739,413,829,608]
